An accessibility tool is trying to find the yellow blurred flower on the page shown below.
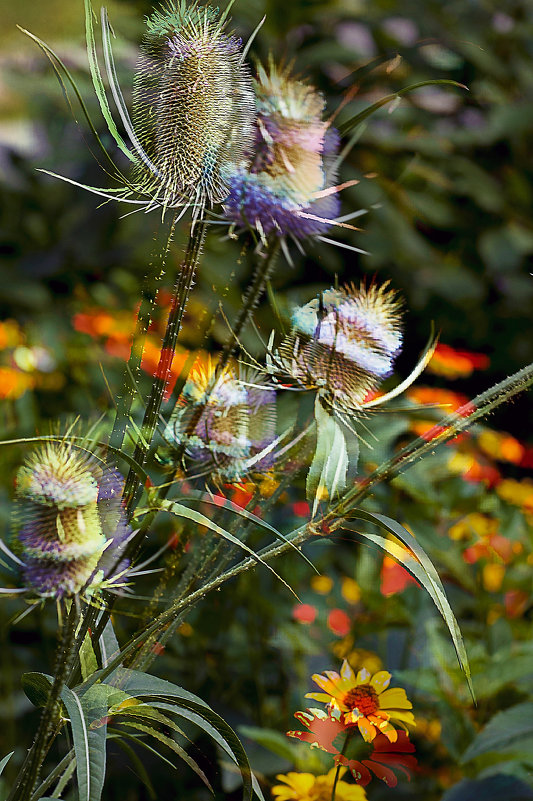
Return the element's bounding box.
[306,660,415,743]
[341,578,361,604]
[477,430,524,465]
[449,513,497,542]
[272,768,366,801]
[311,575,333,595]
[497,479,533,513]
[482,563,505,593]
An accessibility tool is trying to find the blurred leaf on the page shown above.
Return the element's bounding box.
[442,775,533,801]
[462,703,533,763]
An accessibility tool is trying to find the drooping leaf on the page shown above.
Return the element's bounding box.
[346,509,473,699]
[136,501,297,598]
[98,618,121,669]
[80,633,98,682]
[114,719,212,791]
[339,80,467,136]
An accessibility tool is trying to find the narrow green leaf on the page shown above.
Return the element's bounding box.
[98,618,121,669]
[136,501,297,598]
[113,739,156,800]
[0,751,14,776]
[84,0,136,161]
[339,80,467,136]
[347,510,473,699]
[115,719,212,791]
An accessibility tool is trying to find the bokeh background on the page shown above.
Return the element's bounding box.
[1,0,533,799]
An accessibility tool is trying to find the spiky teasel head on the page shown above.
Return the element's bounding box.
[132,0,255,209]
[223,60,342,241]
[277,283,403,411]
[165,358,277,481]
[12,441,131,598]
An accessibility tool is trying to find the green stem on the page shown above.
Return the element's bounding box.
[331,732,352,801]
[109,220,176,453]
[8,601,80,801]
[122,217,207,516]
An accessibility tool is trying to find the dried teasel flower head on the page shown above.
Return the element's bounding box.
[164,357,277,481]
[277,283,403,411]
[11,441,131,598]
[223,60,342,242]
[132,0,256,209]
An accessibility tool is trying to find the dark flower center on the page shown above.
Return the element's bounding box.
[343,684,379,716]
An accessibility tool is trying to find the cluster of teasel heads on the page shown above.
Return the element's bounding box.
[5,0,427,600]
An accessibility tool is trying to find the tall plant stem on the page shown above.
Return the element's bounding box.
[122,217,207,515]
[173,238,281,465]
[8,601,80,801]
[109,219,176,453]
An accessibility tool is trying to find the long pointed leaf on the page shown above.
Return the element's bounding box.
[339,80,467,136]
[346,510,473,699]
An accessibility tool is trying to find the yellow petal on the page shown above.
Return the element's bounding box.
[356,668,371,684]
[311,674,340,695]
[304,692,333,703]
[340,660,356,684]
[370,671,392,693]
[379,687,412,709]
[381,724,399,743]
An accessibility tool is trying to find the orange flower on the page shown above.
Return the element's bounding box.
[407,386,470,412]
[305,661,415,743]
[0,367,32,399]
[427,343,489,379]
[477,430,525,465]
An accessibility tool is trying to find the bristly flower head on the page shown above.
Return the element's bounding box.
[132,0,256,209]
[11,442,131,598]
[277,282,403,411]
[165,357,276,481]
[222,60,342,242]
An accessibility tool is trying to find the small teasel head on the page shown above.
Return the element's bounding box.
[277,282,403,410]
[223,60,342,242]
[132,0,256,209]
[12,441,131,598]
[165,358,277,481]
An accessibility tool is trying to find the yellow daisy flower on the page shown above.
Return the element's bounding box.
[272,768,367,801]
[305,660,415,743]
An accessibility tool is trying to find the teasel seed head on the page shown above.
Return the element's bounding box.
[223,60,341,240]
[165,358,277,481]
[132,0,256,208]
[13,442,131,598]
[278,282,403,410]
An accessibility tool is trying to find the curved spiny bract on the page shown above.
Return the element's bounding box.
[164,359,277,482]
[132,0,255,210]
[12,442,131,598]
[278,283,403,411]
[223,61,342,241]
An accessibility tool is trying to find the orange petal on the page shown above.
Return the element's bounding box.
[357,716,376,742]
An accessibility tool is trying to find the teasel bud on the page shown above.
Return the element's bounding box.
[12,442,131,598]
[132,0,256,209]
[165,359,277,481]
[223,61,342,241]
[278,283,403,411]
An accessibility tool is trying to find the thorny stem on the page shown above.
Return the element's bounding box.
[122,217,207,516]
[81,361,533,690]
[109,219,176,453]
[8,601,80,801]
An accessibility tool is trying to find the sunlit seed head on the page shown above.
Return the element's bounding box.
[223,61,341,239]
[165,361,277,481]
[13,442,131,598]
[132,0,255,206]
[279,283,403,409]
